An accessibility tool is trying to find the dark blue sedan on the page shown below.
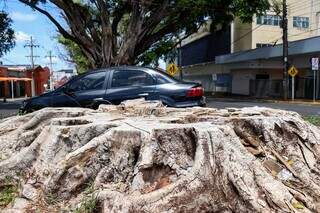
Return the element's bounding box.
[20,66,206,113]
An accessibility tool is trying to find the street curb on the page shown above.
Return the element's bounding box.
[207,97,320,106]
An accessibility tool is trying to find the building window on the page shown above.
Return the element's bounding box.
[257,15,281,26]
[293,16,309,28]
[256,43,273,48]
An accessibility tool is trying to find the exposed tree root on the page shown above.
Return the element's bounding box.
[0,100,319,212]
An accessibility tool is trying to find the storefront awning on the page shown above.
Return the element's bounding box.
[0,77,32,81]
[216,36,320,64]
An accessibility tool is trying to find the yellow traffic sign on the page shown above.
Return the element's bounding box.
[167,63,179,76]
[288,66,298,77]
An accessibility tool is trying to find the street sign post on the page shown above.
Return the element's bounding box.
[167,63,179,76]
[311,58,319,71]
[311,57,319,102]
[288,66,298,101]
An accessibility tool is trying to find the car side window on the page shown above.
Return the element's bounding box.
[111,70,154,88]
[156,74,171,84]
[69,72,106,92]
[155,72,178,84]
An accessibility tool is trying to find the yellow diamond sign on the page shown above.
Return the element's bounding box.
[167,63,179,76]
[288,66,298,77]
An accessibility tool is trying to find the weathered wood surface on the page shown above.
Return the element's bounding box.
[1,99,320,212]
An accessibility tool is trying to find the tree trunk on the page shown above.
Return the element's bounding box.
[1,100,320,212]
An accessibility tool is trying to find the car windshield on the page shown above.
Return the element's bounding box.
[54,75,79,90]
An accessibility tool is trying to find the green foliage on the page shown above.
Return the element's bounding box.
[20,0,270,69]
[73,194,98,213]
[58,36,90,74]
[0,177,19,208]
[73,182,98,213]
[303,116,320,126]
[270,0,282,16]
[45,192,59,205]
[0,12,15,58]
[138,37,178,67]
[136,0,270,65]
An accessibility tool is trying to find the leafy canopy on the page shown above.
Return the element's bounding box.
[19,0,270,70]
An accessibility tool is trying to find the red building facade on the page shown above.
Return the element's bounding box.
[0,65,50,98]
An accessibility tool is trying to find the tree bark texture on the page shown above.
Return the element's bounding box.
[1,99,320,212]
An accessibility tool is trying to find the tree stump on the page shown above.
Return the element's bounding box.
[0,99,320,212]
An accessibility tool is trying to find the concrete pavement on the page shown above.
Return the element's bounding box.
[207,98,320,116]
[0,99,24,119]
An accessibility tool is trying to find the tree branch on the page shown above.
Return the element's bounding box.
[135,19,203,59]
[111,2,129,36]
[50,0,103,67]
[18,0,76,42]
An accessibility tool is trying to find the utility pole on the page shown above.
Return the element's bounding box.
[282,0,289,100]
[24,36,39,97]
[45,51,56,90]
[24,36,40,69]
[178,41,183,81]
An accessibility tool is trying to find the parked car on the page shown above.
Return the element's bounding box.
[20,66,206,113]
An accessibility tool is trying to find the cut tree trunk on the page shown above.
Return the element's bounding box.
[0,99,320,212]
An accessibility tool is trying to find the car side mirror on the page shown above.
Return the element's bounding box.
[63,86,75,95]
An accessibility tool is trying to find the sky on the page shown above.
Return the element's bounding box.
[0,0,73,71]
[0,0,166,71]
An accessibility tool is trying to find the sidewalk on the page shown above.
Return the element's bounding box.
[1,97,27,103]
[207,96,320,106]
[270,99,320,106]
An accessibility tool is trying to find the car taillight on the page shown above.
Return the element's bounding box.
[186,87,204,97]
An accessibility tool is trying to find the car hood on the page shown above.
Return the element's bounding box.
[24,90,55,102]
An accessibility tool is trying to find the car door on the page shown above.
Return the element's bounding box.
[104,69,156,104]
[50,83,81,108]
[51,71,108,108]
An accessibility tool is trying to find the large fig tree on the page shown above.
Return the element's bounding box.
[19,0,269,68]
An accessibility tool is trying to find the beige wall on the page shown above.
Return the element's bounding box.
[231,69,287,95]
[231,67,310,96]
[233,0,320,52]
[232,18,253,52]
[231,70,253,95]
[180,0,320,53]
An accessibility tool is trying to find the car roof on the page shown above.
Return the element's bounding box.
[77,66,173,81]
[88,66,157,73]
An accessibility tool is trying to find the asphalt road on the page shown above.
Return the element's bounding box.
[207,98,320,116]
[0,100,22,120]
[1,98,320,119]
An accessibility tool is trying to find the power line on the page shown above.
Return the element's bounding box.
[232,1,319,53]
[269,18,320,44]
[45,50,56,90]
[24,36,40,69]
[289,26,320,37]
[288,0,319,10]
[24,36,40,97]
[289,2,320,17]
[231,25,263,45]
[291,0,320,9]
[261,5,320,45]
